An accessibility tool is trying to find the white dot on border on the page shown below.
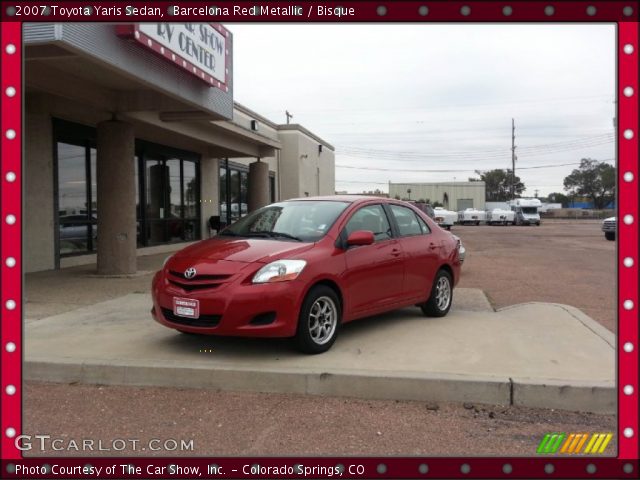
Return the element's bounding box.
[5,86,16,97]
[586,6,596,16]
[624,171,634,182]
[5,300,16,310]
[623,342,634,353]
[623,427,634,438]
[623,385,634,395]
[544,5,555,15]
[5,342,16,353]
[623,300,634,310]
[5,428,16,438]
[623,214,634,225]
[5,171,16,182]
[624,86,634,97]
[5,214,16,225]
[623,257,634,268]
[5,43,16,54]
[503,6,513,16]
[5,129,16,140]
[418,5,429,16]
[5,257,16,268]
[5,385,16,395]
[624,129,634,140]
[461,5,471,16]
[623,44,634,54]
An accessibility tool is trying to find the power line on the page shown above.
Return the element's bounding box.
[335,159,615,173]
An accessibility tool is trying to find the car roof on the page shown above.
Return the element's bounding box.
[284,195,392,204]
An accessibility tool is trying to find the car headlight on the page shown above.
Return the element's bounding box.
[252,259,307,284]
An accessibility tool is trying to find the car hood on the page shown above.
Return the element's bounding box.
[604,216,616,222]
[171,237,316,264]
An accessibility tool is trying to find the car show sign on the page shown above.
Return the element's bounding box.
[117,23,230,90]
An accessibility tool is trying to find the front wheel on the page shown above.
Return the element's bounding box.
[605,232,615,241]
[294,285,341,354]
[421,269,453,317]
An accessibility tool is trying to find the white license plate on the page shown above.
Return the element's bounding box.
[173,297,200,319]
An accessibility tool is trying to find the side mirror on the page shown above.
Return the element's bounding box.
[346,230,375,246]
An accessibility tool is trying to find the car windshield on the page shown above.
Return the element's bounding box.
[522,207,538,214]
[220,200,349,242]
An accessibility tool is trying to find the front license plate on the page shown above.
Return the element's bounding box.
[173,297,200,319]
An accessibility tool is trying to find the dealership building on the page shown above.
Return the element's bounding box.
[24,23,335,274]
[389,181,486,211]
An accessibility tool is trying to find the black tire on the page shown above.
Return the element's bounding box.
[475,221,480,226]
[605,232,615,241]
[446,225,451,230]
[421,269,453,317]
[294,285,341,354]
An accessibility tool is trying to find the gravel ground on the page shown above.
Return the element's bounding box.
[24,383,616,457]
[455,219,616,331]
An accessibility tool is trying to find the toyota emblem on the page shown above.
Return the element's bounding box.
[184,267,197,279]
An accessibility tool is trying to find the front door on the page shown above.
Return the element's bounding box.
[341,204,405,316]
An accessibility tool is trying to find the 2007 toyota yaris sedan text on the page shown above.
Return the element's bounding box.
[152,196,464,354]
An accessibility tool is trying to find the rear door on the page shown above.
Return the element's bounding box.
[341,204,405,316]
[387,204,441,301]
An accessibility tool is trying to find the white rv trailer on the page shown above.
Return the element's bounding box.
[486,208,515,225]
[508,198,542,225]
[432,207,457,230]
[458,208,487,225]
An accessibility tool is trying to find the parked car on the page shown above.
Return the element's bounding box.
[602,216,616,241]
[152,196,464,353]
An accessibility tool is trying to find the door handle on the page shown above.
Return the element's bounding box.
[390,248,402,257]
[429,243,437,250]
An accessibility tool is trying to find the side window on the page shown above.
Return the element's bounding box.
[389,204,424,237]
[344,205,392,242]
[416,214,431,234]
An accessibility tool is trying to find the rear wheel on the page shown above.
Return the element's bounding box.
[605,232,615,241]
[294,285,341,354]
[421,269,453,317]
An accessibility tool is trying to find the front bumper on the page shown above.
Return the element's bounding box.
[151,270,305,337]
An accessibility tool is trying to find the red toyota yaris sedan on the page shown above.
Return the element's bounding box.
[152,196,464,354]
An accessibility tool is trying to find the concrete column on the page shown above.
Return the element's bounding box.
[25,113,55,272]
[247,160,270,212]
[96,120,136,275]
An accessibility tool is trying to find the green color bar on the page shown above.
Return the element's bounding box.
[537,434,552,454]
[544,434,558,454]
[550,433,566,453]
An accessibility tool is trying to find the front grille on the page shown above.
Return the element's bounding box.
[161,308,221,327]
[168,280,220,292]
[603,221,616,228]
[169,270,232,282]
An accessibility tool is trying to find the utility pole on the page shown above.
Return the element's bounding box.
[534,189,539,198]
[511,118,516,200]
[285,110,293,124]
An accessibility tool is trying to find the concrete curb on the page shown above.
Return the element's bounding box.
[25,359,614,413]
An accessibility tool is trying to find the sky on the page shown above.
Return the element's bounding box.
[229,24,616,197]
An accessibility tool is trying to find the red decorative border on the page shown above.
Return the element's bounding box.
[116,23,231,90]
[1,2,638,478]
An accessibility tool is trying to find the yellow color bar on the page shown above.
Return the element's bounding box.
[560,434,575,453]
[597,433,613,454]
[574,434,589,454]
[584,433,598,454]
[591,433,606,453]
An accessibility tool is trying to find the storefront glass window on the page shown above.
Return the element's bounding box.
[58,142,92,255]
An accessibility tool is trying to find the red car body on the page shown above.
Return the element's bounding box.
[152,196,462,340]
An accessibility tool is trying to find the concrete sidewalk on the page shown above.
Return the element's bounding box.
[25,290,615,414]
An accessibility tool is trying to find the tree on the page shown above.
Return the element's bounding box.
[470,169,525,201]
[563,159,615,209]
[547,192,570,207]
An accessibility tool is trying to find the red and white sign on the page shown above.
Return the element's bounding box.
[173,297,200,319]
[117,23,231,90]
